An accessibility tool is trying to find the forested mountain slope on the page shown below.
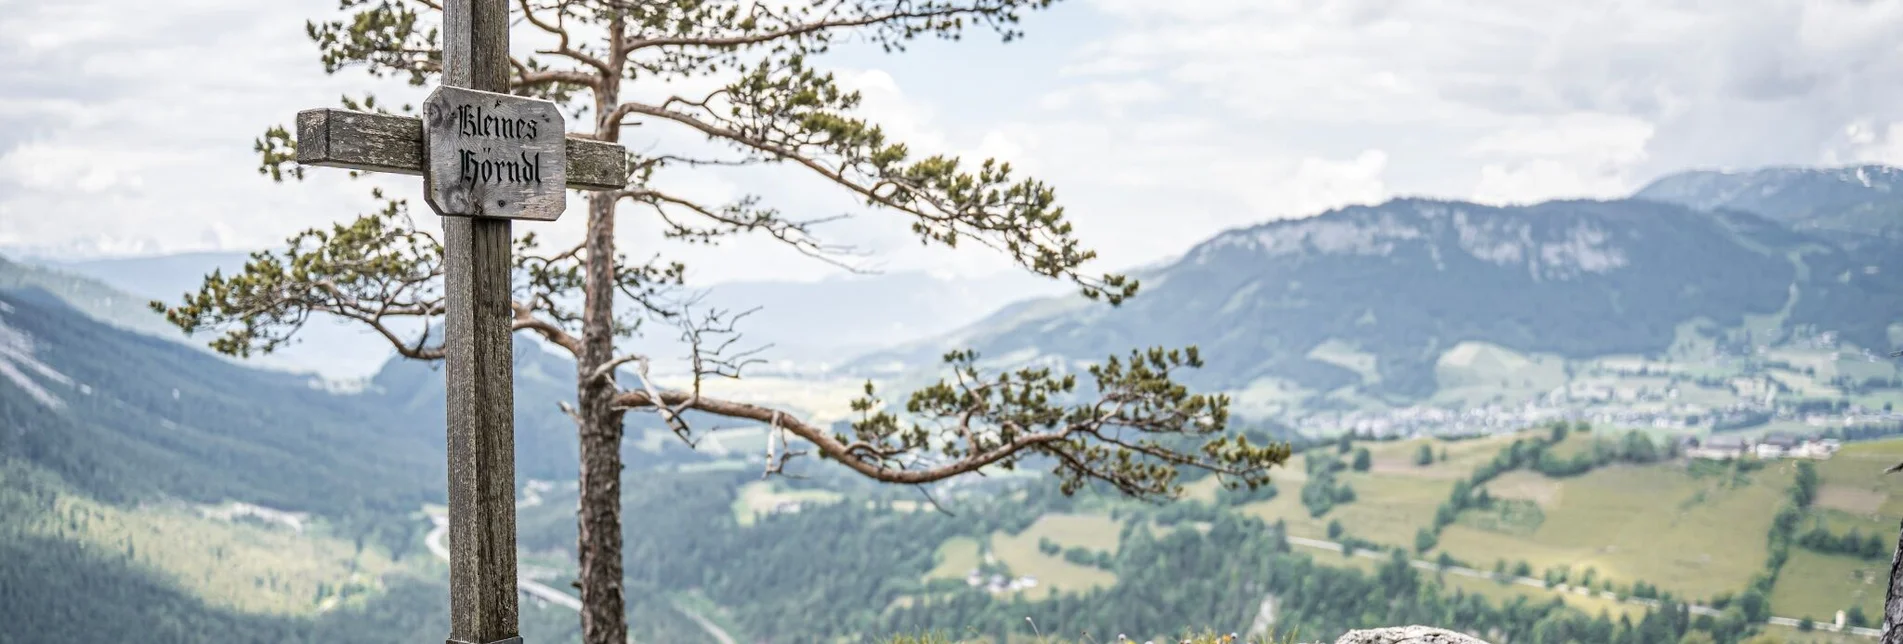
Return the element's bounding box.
[852,194,1903,405]
[0,286,440,517]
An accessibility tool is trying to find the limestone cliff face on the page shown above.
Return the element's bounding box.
[1328,626,1490,644]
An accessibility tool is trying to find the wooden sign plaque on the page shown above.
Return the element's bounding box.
[422,86,568,220]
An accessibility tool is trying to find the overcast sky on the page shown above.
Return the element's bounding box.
[4,0,1903,286]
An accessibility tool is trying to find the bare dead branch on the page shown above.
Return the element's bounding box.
[914,484,956,517]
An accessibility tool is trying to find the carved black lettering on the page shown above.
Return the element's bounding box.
[422,87,569,219]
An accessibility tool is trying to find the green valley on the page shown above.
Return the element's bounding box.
[9,164,1903,644]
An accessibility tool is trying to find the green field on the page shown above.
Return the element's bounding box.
[1439,462,1792,601]
[731,481,846,526]
[1306,339,1382,387]
[1768,548,1885,622]
[1287,542,1644,621]
[1315,433,1903,618]
[1546,431,1601,459]
[1240,435,1526,547]
[1431,342,1568,408]
[986,513,1121,598]
[1765,347,1897,383]
[1815,440,1903,519]
[1,464,402,616]
[1367,433,1522,480]
[924,536,983,581]
[1763,623,1875,644]
[1024,431,1903,626]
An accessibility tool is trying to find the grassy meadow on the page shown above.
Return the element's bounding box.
[731,481,845,526]
[914,426,1903,631]
[0,462,409,616]
[987,514,1122,599]
[1443,460,1793,601]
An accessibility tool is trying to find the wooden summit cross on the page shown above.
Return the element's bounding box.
[291,1,627,643]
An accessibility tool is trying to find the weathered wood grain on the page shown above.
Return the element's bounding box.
[441,1,521,643]
[286,0,613,640]
[422,86,567,220]
[295,108,627,191]
[442,215,520,644]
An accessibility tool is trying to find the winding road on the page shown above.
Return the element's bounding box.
[422,483,737,644]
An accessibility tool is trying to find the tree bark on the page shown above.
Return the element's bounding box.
[1882,517,1903,643]
[576,18,629,644]
[576,187,627,644]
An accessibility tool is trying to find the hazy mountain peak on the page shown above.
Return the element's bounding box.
[1639,164,1903,207]
[1191,198,1632,279]
[1634,164,1903,238]
[1198,203,1427,259]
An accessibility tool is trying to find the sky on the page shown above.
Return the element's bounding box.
[4,0,1903,286]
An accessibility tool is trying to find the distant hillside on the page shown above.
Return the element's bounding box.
[31,251,402,379]
[0,277,668,643]
[32,250,1063,378]
[0,249,755,486]
[0,255,188,342]
[41,252,259,311]
[1636,164,1903,239]
[0,286,441,518]
[849,195,1903,407]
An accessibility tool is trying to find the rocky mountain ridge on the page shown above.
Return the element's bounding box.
[845,165,1903,415]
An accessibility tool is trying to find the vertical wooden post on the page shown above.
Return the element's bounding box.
[441,0,520,642]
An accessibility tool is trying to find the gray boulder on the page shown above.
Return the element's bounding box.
[1333,626,1490,644]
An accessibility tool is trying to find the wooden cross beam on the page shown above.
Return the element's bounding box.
[294,108,628,192]
[286,1,626,643]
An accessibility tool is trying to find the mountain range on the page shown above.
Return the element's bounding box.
[11,164,1902,487]
[1634,164,1903,240]
[849,164,1903,411]
[0,286,440,518]
[5,162,1903,642]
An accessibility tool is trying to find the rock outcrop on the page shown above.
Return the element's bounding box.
[1332,626,1490,644]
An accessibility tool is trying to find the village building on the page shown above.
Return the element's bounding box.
[1686,436,1750,460]
[1685,433,1839,461]
[964,570,1040,594]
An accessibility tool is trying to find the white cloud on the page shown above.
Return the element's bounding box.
[5,0,1903,287]
[1834,119,1903,167]
[1473,161,1629,207]
[1036,79,1168,116]
[1262,150,1390,217]
[1465,114,1655,205]
[946,0,1903,269]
